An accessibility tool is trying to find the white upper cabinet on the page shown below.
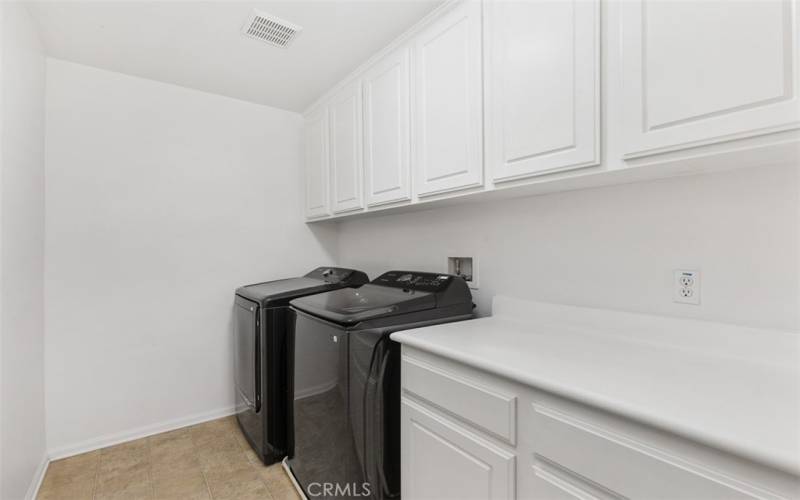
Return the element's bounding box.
[485,0,600,182]
[329,80,365,214]
[620,0,800,158]
[303,108,330,219]
[303,0,800,221]
[363,47,412,207]
[414,1,484,197]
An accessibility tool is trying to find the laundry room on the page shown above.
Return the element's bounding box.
[1,1,798,500]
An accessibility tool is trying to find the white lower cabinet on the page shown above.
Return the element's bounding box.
[400,348,799,500]
[524,403,756,500]
[402,398,516,500]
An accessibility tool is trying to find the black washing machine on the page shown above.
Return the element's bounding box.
[234,267,369,465]
[285,271,474,499]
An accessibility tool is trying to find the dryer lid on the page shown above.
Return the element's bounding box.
[235,267,368,307]
[236,277,327,306]
[290,284,436,325]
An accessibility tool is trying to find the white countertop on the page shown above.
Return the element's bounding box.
[391,297,800,475]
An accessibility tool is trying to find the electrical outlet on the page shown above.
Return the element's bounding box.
[673,270,700,305]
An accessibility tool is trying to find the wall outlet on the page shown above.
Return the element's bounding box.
[673,269,700,305]
[447,256,478,289]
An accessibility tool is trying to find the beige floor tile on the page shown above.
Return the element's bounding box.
[94,482,154,500]
[94,464,153,500]
[37,476,96,500]
[189,418,236,447]
[232,432,262,466]
[150,435,197,468]
[204,464,273,500]
[214,416,240,433]
[98,441,150,478]
[37,416,294,500]
[38,451,100,500]
[256,465,301,500]
[227,422,273,470]
[95,462,151,499]
[152,469,210,500]
[151,454,202,478]
[196,436,251,473]
[46,451,100,481]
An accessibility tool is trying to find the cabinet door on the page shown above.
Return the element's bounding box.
[329,80,364,214]
[402,398,515,500]
[304,108,330,219]
[414,1,483,197]
[485,0,600,182]
[620,0,800,158]
[363,48,412,207]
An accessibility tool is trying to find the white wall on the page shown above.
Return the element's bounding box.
[338,163,799,332]
[0,2,47,499]
[44,59,337,455]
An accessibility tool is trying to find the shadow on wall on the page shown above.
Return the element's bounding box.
[306,220,340,265]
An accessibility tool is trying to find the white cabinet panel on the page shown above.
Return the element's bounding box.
[621,0,800,158]
[329,80,364,213]
[303,108,330,219]
[486,0,600,181]
[363,48,412,207]
[525,403,759,499]
[402,355,517,445]
[414,1,483,197]
[402,398,515,500]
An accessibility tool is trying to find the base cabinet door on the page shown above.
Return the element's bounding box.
[329,80,365,214]
[413,1,483,197]
[402,399,515,500]
[363,47,412,207]
[485,0,600,181]
[304,108,330,219]
[620,0,800,158]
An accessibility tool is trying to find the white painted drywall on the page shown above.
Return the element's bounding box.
[44,59,337,455]
[0,3,48,499]
[338,164,800,331]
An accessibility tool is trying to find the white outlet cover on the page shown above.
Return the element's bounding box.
[673,269,700,305]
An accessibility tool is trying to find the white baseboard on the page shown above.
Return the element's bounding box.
[25,454,50,500]
[282,457,308,500]
[47,405,236,461]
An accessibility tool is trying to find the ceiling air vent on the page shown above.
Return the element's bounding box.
[242,10,302,48]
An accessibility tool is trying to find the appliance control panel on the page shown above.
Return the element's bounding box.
[372,271,456,292]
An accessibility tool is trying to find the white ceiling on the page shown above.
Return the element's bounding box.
[27,1,442,112]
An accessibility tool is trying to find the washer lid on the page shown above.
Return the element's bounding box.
[290,284,437,325]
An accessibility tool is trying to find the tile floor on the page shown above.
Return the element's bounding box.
[37,416,302,500]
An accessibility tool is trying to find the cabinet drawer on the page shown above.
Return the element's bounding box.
[402,355,516,445]
[402,398,516,500]
[528,403,772,499]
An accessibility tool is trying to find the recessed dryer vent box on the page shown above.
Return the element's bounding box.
[447,256,478,290]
